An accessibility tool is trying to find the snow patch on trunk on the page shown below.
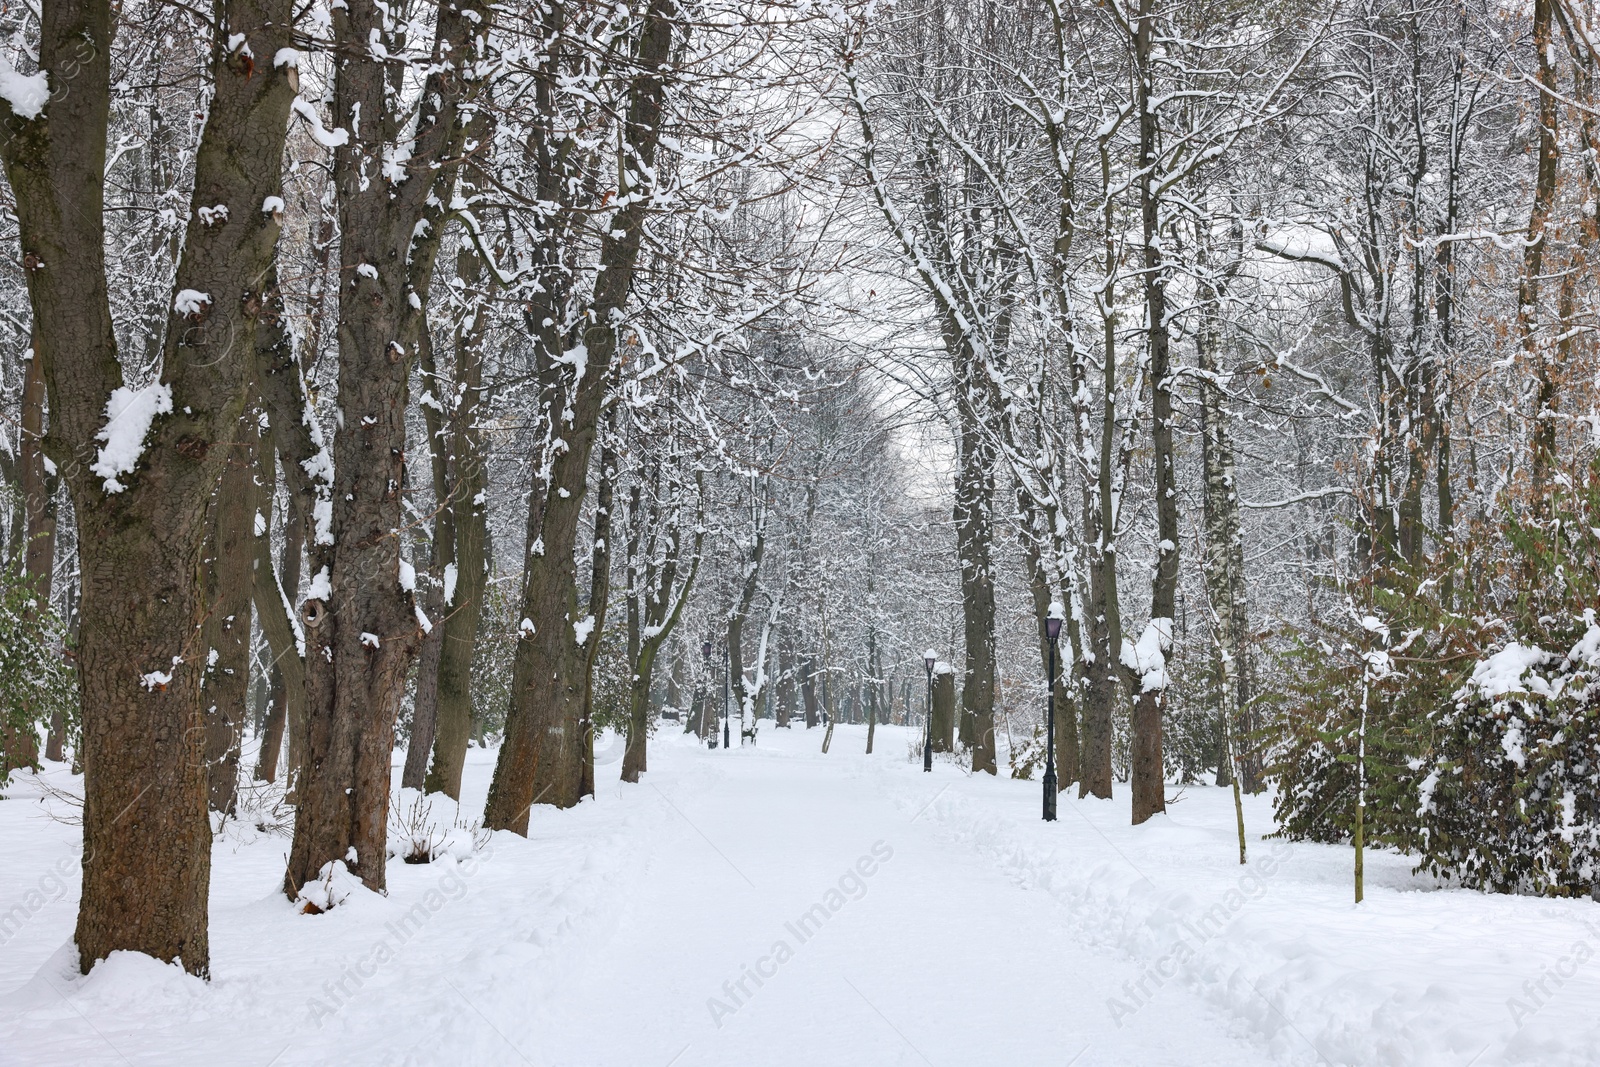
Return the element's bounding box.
[1120,618,1173,693]
[0,56,48,119]
[92,384,174,493]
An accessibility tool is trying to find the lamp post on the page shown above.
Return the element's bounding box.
[703,640,716,749]
[723,643,732,750]
[922,649,937,773]
[1043,602,1064,821]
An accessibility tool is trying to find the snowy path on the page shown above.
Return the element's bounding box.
[2,723,1597,1066]
[526,731,1275,1067]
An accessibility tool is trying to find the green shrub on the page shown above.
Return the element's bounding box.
[0,571,77,780]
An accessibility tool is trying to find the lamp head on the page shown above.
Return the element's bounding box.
[702,640,713,658]
[1046,601,1065,643]
[923,647,937,672]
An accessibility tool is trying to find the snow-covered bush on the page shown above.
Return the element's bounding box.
[1414,619,1600,895]
[1260,612,1447,851]
[387,787,489,864]
[226,776,295,839]
[1266,453,1600,896]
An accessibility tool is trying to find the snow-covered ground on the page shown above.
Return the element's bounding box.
[1,723,1596,1066]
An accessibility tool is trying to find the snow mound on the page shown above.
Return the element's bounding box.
[77,950,208,1012]
[295,858,370,914]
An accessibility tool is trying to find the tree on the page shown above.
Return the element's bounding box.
[284,0,491,902]
[0,0,296,972]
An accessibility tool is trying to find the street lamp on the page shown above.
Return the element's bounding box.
[703,640,716,749]
[1043,602,1064,822]
[922,649,937,773]
[723,643,732,750]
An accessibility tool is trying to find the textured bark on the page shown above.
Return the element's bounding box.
[1078,87,1136,803]
[203,413,259,814]
[43,711,65,764]
[1197,220,1256,795]
[247,264,319,803]
[1078,343,1120,799]
[285,0,489,899]
[932,670,956,753]
[951,350,998,777]
[0,0,295,974]
[485,0,679,831]
[424,262,490,800]
[1130,0,1175,826]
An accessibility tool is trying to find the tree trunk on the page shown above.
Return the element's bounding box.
[1129,0,1175,827]
[484,0,677,832]
[955,396,998,776]
[932,669,956,753]
[405,311,450,796]
[622,667,651,782]
[256,665,286,784]
[578,428,619,798]
[423,246,493,798]
[725,497,767,741]
[686,686,704,736]
[0,0,296,974]
[1197,215,1257,795]
[249,274,320,804]
[285,0,488,900]
[666,650,683,711]
[426,401,488,794]
[1523,0,1561,511]
[203,412,259,815]
[801,656,819,728]
[776,640,795,727]
[621,480,646,782]
[865,659,877,754]
[18,347,57,595]
[403,620,442,791]
[251,439,302,786]
[426,460,488,799]
[8,345,54,772]
[621,495,702,783]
